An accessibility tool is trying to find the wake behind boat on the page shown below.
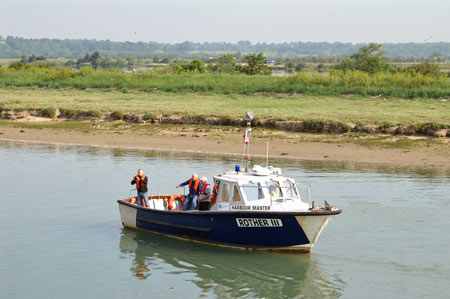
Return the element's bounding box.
[117,112,341,253]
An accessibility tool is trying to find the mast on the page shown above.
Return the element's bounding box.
[243,111,255,172]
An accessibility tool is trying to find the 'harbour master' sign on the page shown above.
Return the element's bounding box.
[231,205,271,211]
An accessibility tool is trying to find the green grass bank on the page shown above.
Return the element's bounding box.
[1,88,449,137]
[1,66,449,99]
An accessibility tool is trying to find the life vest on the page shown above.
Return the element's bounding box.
[130,196,146,208]
[188,178,200,191]
[135,174,146,190]
[210,184,218,204]
[200,183,210,194]
[166,194,185,210]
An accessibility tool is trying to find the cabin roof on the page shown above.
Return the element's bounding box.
[215,171,288,185]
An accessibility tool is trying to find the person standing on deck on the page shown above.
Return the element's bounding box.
[176,173,200,210]
[131,169,149,207]
[198,177,212,211]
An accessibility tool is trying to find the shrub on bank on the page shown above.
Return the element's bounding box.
[65,109,76,118]
[45,67,74,81]
[143,113,155,122]
[416,123,449,135]
[60,109,85,118]
[85,110,101,118]
[40,107,57,118]
[110,111,124,120]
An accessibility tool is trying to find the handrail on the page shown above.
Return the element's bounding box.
[147,186,187,198]
[128,189,137,200]
[127,186,187,204]
[296,183,311,205]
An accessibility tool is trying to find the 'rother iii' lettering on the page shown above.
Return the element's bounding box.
[236,218,283,227]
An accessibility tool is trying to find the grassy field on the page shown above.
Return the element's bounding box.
[1,66,449,99]
[1,88,449,127]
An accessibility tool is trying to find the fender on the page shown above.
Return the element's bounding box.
[167,194,185,210]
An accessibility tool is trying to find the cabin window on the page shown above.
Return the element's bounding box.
[267,181,283,199]
[280,180,299,199]
[242,182,264,202]
[220,183,230,202]
[232,185,242,202]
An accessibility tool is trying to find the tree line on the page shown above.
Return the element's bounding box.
[0,35,449,60]
[5,44,445,78]
[70,52,271,75]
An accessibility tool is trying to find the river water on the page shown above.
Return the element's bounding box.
[0,140,449,299]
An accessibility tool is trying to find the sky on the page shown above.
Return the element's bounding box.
[1,0,449,44]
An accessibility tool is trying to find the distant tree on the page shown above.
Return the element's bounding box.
[174,59,206,73]
[334,43,390,73]
[193,59,206,72]
[153,56,160,63]
[409,63,440,76]
[99,57,113,68]
[427,52,443,62]
[20,54,28,63]
[187,59,206,73]
[317,63,325,72]
[242,53,270,75]
[295,62,306,72]
[285,60,296,70]
[27,54,45,62]
[208,54,237,74]
[237,40,252,49]
[89,51,100,69]
[160,57,169,63]
[77,54,90,65]
[126,56,136,67]
[28,54,37,62]
[64,60,75,67]
[116,58,127,67]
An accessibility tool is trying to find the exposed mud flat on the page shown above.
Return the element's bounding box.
[1,108,449,138]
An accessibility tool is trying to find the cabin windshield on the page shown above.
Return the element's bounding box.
[279,179,299,199]
[266,180,282,199]
[267,179,299,199]
[242,182,264,202]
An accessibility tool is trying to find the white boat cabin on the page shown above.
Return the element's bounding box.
[210,165,311,212]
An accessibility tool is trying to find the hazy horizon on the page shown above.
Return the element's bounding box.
[1,35,449,46]
[1,0,449,44]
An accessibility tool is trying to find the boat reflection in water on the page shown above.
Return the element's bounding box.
[119,229,341,298]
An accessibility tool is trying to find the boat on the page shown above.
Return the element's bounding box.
[117,112,341,253]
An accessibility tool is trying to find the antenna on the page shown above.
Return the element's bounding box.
[243,111,255,172]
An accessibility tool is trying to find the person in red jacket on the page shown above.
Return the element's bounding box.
[131,168,149,207]
[198,177,212,211]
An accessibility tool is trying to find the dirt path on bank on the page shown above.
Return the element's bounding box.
[1,125,449,168]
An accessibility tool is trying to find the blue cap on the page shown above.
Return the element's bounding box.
[235,165,240,172]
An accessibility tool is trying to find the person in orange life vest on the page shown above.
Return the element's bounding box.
[176,173,200,211]
[131,168,149,207]
[198,177,212,211]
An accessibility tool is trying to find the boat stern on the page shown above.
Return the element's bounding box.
[119,201,137,229]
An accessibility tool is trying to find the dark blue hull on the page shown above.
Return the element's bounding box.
[118,200,341,252]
